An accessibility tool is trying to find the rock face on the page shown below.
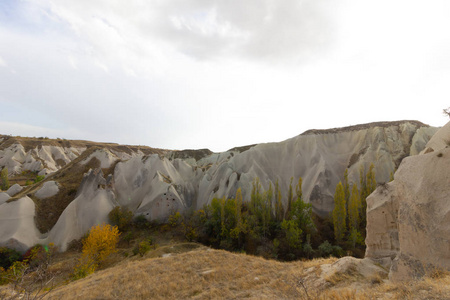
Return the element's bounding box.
[365,121,450,281]
[0,142,85,175]
[0,197,42,252]
[47,169,116,251]
[0,120,440,251]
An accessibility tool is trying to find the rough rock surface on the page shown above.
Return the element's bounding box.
[0,121,440,252]
[35,181,60,199]
[6,184,23,197]
[0,197,42,252]
[48,169,116,251]
[0,142,86,175]
[365,122,450,281]
[321,256,388,281]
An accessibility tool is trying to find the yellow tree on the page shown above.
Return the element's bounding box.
[332,182,346,244]
[73,223,120,278]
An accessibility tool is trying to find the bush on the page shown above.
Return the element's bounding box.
[318,240,333,257]
[133,215,151,229]
[0,247,22,270]
[108,206,133,231]
[72,224,120,279]
[133,238,155,257]
[34,175,45,183]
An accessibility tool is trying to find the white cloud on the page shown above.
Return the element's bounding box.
[1,0,450,151]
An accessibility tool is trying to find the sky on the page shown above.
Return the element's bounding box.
[1,0,450,152]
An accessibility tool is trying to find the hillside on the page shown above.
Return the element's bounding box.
[8,242,448,300]
[0,120,439,252]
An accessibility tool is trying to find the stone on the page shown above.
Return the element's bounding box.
[365,121,450,281]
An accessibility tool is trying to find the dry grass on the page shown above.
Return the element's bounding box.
[47,247,310,300]
[0,239,447,300]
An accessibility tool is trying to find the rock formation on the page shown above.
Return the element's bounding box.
[365,121,450,281]
[0,120,440,252]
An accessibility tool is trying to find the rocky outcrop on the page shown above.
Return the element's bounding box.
[0,197,42,252]
[0,142,86,175]
[0,120,440,252]
[35,181,60,199]
[365,122,450,281]
[48,169,116,251]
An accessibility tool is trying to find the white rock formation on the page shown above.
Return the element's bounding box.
[0,121,441,252]
[196,121,437,217]
[35,181,60,199]
[80,149,120,169]
[0,142,86,175]
[0,197,42,252]
[0,192,11,205]
[6,184,23,197]
[366,122,450,281]
[48,169,116,251]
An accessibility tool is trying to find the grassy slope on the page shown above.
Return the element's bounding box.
[44,243,450,300]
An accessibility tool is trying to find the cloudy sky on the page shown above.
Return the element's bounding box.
[1,0,449,152]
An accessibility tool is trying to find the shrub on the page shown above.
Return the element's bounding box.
[34,175,45,183]
[133,215,150,229]
[72,224,120,279]
[318,240,333,257]
[168,212,182,227]
[0,247,22,270]
[108,206,133,231]
[138,241,152,257]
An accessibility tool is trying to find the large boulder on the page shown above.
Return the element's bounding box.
[365,122,450,281]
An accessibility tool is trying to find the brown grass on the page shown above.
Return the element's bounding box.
[0,237,447,300]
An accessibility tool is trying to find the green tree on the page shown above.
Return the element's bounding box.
[230,188,245,246]
[274,179,284,222]
[343,168,350,202]
[291,177,315,239]
[108,206,133,231]
[347,183,361,232]
[281,219,302,250]
[0,168,9,191]
[332,182,346,244]
[286,177,294,219]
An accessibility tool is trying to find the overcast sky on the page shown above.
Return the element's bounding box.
[1,0,449,152]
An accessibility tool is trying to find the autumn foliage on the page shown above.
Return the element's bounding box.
[73,223,120,279]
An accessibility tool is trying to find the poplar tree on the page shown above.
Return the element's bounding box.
[348,183,360,231]
[286,177,294,219]
[219,197,226,237]
[292,177,315,238]
[231,188,245,246]
[332,182,346,244]
[275,179,284,222]
[0,168,9,191]
[343,169,350,202]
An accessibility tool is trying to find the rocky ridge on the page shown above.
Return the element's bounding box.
[0,120,439,252]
